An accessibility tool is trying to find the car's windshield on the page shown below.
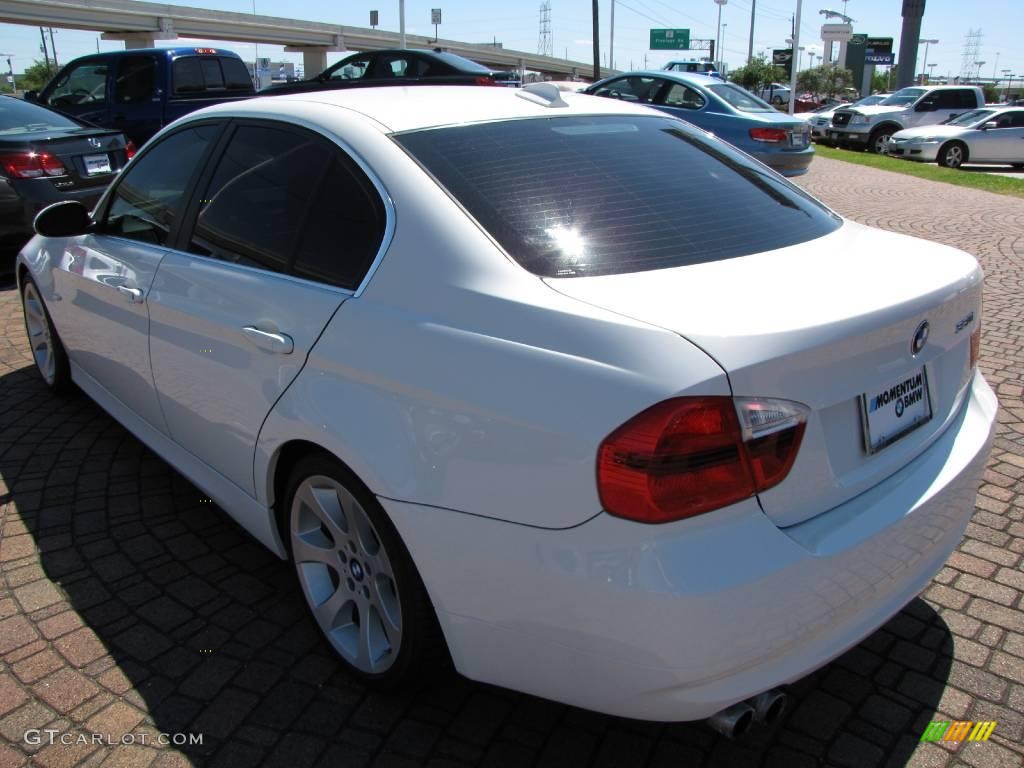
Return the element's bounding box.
[946,108,996,126]
[706,83,775,112]
[879,88,926,106]
[0,96,80,134]
[395,115,840,278]
[856,94,886,107]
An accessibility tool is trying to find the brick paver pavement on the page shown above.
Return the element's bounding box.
[1,156,1023,768]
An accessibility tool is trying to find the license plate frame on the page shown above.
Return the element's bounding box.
[860,367,933,455]
[791,131,807,148]
[83,153,112,176]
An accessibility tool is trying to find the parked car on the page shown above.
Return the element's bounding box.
[25,47,256,146]
[887,107,1024,168]
[758,82,791,105]
[584,71,813,176]
[0,95,132,270]
[662,59,723,79]
[261,49,520,96]
[806,93,891,144]
[827,85,985,154]
[17,85,994,729]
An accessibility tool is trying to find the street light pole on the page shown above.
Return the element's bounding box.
[714,0,727,67]
[610,0,615,71]
[787,0,802,114]
[747,0,756,63]
[400,0,406,48]
[919,39,937,84]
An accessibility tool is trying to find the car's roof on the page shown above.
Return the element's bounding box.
[211,85,656,133]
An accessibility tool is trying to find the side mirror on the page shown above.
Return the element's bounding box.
[981,120,999,130]
[915,100,937,112]
[34,201,92,238]
[24,89,40,103]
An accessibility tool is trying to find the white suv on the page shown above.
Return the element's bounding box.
[827,85,984,153]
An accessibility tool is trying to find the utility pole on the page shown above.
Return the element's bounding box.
[747,0,755,63]
[592,0,600,80]
[48,28,57,67]
[400,0,406,48]
[39,27,50,70]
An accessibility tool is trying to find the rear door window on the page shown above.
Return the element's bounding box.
[187,123,386,289]
[395,115,840,278]
[115,55,157,103]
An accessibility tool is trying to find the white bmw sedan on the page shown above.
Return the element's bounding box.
[16,85,996,729]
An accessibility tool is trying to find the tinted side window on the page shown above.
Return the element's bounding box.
[1009,112,1024,128]
[48,62,108,107]
[188,124,385,289]
[115,56,157,103]
[328,56,371,80]
[592,77,661,103]
[188,126,322,274]
[292,154,386,290]
[660,83,706,110]
[104,124,219,246]
[958,90,979,108]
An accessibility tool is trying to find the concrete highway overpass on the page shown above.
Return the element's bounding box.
[0,0,616,78]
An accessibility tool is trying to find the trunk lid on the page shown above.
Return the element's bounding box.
[544,220,983,527]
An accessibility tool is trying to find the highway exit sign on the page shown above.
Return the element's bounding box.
[650,29,690,50]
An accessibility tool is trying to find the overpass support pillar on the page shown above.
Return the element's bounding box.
[102,18,175,49]
[285,47,330,76]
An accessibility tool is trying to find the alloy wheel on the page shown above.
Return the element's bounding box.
[943,144,964,169]
[290,475,403,674]
[22,281,56,385]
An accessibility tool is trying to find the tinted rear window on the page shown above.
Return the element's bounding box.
[395,115,839,278]
[0,96,79,133]
[173,56,253,95]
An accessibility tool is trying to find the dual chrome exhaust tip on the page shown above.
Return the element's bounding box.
[706,689,788,739]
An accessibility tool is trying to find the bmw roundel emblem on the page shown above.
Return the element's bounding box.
[911,321,929,356]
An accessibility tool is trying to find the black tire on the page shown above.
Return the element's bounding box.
[937,141,968,169]
[283,453,448,688]
[20,274,71,392]
[1011,163,1023,170]
[868,127,895,155]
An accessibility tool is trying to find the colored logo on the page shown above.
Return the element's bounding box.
[920,721,996,744]
[912,321,930,356]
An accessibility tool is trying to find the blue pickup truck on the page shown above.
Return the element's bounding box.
[26,47,256,146]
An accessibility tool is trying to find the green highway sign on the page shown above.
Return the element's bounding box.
[650,29,691,50]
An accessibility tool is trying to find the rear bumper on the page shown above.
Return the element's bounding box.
[751,146,815,177]
[384,371,996,721]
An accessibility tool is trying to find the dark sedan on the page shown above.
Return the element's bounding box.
[261,49,519,96]
[0,96,132,268]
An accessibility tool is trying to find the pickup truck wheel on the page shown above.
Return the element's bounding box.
[869,127,895,154]
[937,141,967,169]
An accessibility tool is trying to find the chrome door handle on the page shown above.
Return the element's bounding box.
[242,326,294,354]
[117,285,144,303]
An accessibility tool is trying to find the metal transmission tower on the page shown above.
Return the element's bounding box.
[538,1,553,57]
[959,28,982,81]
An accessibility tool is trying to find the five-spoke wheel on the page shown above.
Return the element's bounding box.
[20,277,69,391]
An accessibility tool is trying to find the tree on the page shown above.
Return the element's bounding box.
[795,63,854,99]
[729,55,786,94]
[19,60,57,93]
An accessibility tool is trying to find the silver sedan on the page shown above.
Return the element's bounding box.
[887,107,1024,168]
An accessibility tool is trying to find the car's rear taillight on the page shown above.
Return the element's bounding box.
[474,76,502,86]
[748,127,789,143]
[125,141,137,160]
[597,396,808,523]
[0,151,67,179]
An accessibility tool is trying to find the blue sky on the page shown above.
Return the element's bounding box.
[0,0,1019,84]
